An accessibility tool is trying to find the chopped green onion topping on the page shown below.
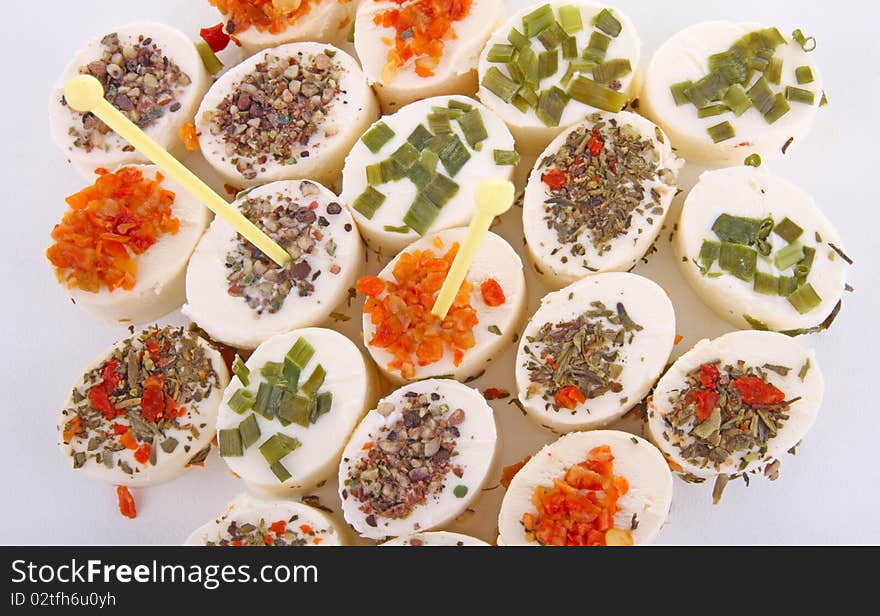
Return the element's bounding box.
[228,389,255,414]
[300,365,326,398]
[744,153,762,167]
[508,27,530,49]
[238,414,261,449]
[539,49,559,79]
[365,163,384,186]
[582,31,611,62]
[254,382,274,419]
[310,392,333,424]
[723,84,752,116]
[493,149,520,165]
[797,246,816,282]
[774,217,803,243]
[422,173,459,206]
[719,242,758,281]
[384,225,410,234]
[558,5,583,34]
[778,276,799,297]
[448,99,473,111]
[282,360,300,391]
[407,124,434,151]
[278,394,310,427]
[259,433,301,466]
[390,142,420,168]
[405,156,437,189]
[516,46,540,88]
[593,8,622,37]
[712,214,768,246]
[754,272,779,295]
[685,72,728,109]
[538,21,566,50]
[536,87,568,127]
[697,104,727,119]
[567,75,627,112]
[232,355,249,386]
[218,429,243,457]
[775,242,805,271]
[352,186,386,220]
[707,121,736,143]
[482,66,520,103]
[788,283,822,314]
[795,66,815,84]
[709,51,748,86]
[792,29,817,52]
[428,112,452,135]
[523,4,555,37]
[287,338,315,369]
[404,194,442,235]
[764,93,791,123]
[561,35,578,59]
[457,109,488,148]
[432,134,471,177]
[196,41,224,75]
[786,86,815,105]
[699,240,721,270]
[488,43,516,63]
[748,76,776,115]
[670,81,693,106]
[361,122,395,153]
[260,361,283,381]
[592,58,631,84]
[766,57,783,84]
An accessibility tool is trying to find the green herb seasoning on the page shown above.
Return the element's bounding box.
[522,301,642,411]
[60,326,220,476]
[205,517,314,547]
[225,181,346,316]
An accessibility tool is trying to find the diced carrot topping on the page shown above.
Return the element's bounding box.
[119,431,138,451]
[270,520,287,535]
[554,385,586,410]
[179,122,200,151]
[116,486,137,519]
[356,275,386,297]
[299,524,313,534]
[313,537,323,545]
[47,167,179,293]
[208,0,322,35]
[480,278,506,307]
[500,456,530,489]
[133,443,152,465]
[62,416,82,444]
[523,445,632,546]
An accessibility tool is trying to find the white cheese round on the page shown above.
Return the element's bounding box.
[640,21,824,166]
[478,2,641,155]
[355,0,506,112]
[362,227,526,383]
[523,111,682,288]
[217,328,377,496]
[55,165,210,326]
[647,330,823,479]
[185,493,345,546]
[339,379,499,539]
[498,430,673,545]
[675,166,847,332]
[49,23,210,179]
[195,42,379,189]
[183,179,363,350]
[381,531,490,546]
[58,326,229,487]
[516,273,676,432]
[340,95,516,253]
[215,1,359,55]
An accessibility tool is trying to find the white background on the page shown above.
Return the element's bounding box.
[0,0,876,545]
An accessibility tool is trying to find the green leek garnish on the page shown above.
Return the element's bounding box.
[300,365,326,398]
[254,382,274,419]
[310,392,333,424]
[218,429,243,457]
[232,355,249,386]
[764,93,791,123]
[352,186,386,219]
[766,57,783,85]
[558,5,583,34]
[539,49,559,79]
[592,58,631,84]
[404,194,441,235]
[719,242,758,281]
[238,414,261,448]
[536,87,568,127]
[747,77,775,115]
[523,4,555,37]
[709,51,748,86]
[508,27,530,49]
[516,46,540,88]
[361,122,395,153]
[278,394,310,427]
[428,112,452,135]
[422,173,459,206]
[774,218,803,243]
[754,272,779,295]
[493,150,520,165]
[788,283,822,314]
[433,134,471,177]
[488,43,516,63]
[723,84,752,116]
[270,461,292,482]
[707,121,735,143]
[775,242,805,271]
[670,81,693,106]
[405,156,437,189]
[699,240,721,270]
[365,163,384,186]
[228,389,255,414]
[744,154,762,167]
[482,66,520,103]
[778,276,799,297]
[259,433,301,466]
[593,8,622,37]
[287,338,315,368]
[685,72,728,109]
[697,104,727,119]
[712,214,767,246]
[795,66,815,84]
[538,22,566,50]
[561,35,578,59]
[786,86,815,105]
[582,31,611,62]
[390,142,420,168]
[792,29,817,52]
[407,124,434,151]
[567,75,627,112]
[457,109,488,148]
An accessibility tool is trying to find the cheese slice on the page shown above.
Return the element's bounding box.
[381,531,490,546]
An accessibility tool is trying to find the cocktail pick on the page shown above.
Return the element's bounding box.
[431,178,515,320]
[63,74,290,266]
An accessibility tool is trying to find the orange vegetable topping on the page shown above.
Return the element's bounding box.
[47,167,179,294]
[270,520,287,535]
[116,486,137,519]
[525,445,633,546]
[358,242,482,379]
[179,122,200,151]
[375,0,473,82]
[209,0,320,35]
[133,443,152,465]
[480,278,506,307]
[62,416,82,444]
[554,385,586,410]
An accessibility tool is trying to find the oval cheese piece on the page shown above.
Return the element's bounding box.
[499,430,672,545]
[49,23,209,178]
[381,531,490,546]
[341,95,516,253]
[339,379,498,539]
[183,179,362,350]
[360,227,526,383]
[52,165,211,325]
[195,42,379,188]
[647,330,823,479]
[640,22,825,165]
[676,166,847,333]
[478,2,641,155]
[185,493,345,546]
[523,111,681,288]
[58,326,229,487]
[355,0,506,112]
[516,273,675,432]
[217,328,376,495]
[210,0,358,55]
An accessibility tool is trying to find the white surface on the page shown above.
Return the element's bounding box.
[1,0,876,545]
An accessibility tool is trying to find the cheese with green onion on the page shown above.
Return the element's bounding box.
[341,95,515,253]
[641,22,824,165]
[676,167,848,333]
[477,2,641,155]
[217,328,378,496]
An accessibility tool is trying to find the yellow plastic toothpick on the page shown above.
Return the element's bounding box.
[431,178,515,320]
[63,74,290,266]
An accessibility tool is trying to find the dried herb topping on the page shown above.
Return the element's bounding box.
[206,515,328,547]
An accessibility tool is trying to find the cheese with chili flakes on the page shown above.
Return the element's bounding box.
[48,23,209,179]
[498,430,672,546]
[640,22,824,165]
[647,330,824,479]
[515,273,676,433]
[382,531,490,546]
[361,227,526,383]
[354,0,506,112]
[185,493,345,546]
[523,112,682,289]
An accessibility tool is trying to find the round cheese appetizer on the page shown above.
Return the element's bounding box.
[195,42,379,189]
[523,112,681,288]
[341,95,517,253]
[183,180,362,350]
[647,330,823,480]
[355,0,506,113]
[47,166,210,325]
[381,531,490,546]
[49,24,210,178]
[339,379,498,539]
[516,273,676,433]
[186,493,345,546]
[478,2,641,155]
[58,326,229,487]
[640,22,825,166]
[498,430,672,546]
[208,0,358,54]
[358,227,526,383]
[676,167,848,333]
[216,328,377,495]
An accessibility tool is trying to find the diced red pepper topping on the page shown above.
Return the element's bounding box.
[691,389,719,422]
[541,168,567,190]
[699,363,720,390]
[200,23,231,53]
[554,386,587,410]
[89,386,117,420]
[588,129,604,157]
[480,278,506,307]
[140,375,167,423]
[116,486,137,519]
[270,520,287,535]
[732,376,785,406]
[133,443,152,465]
